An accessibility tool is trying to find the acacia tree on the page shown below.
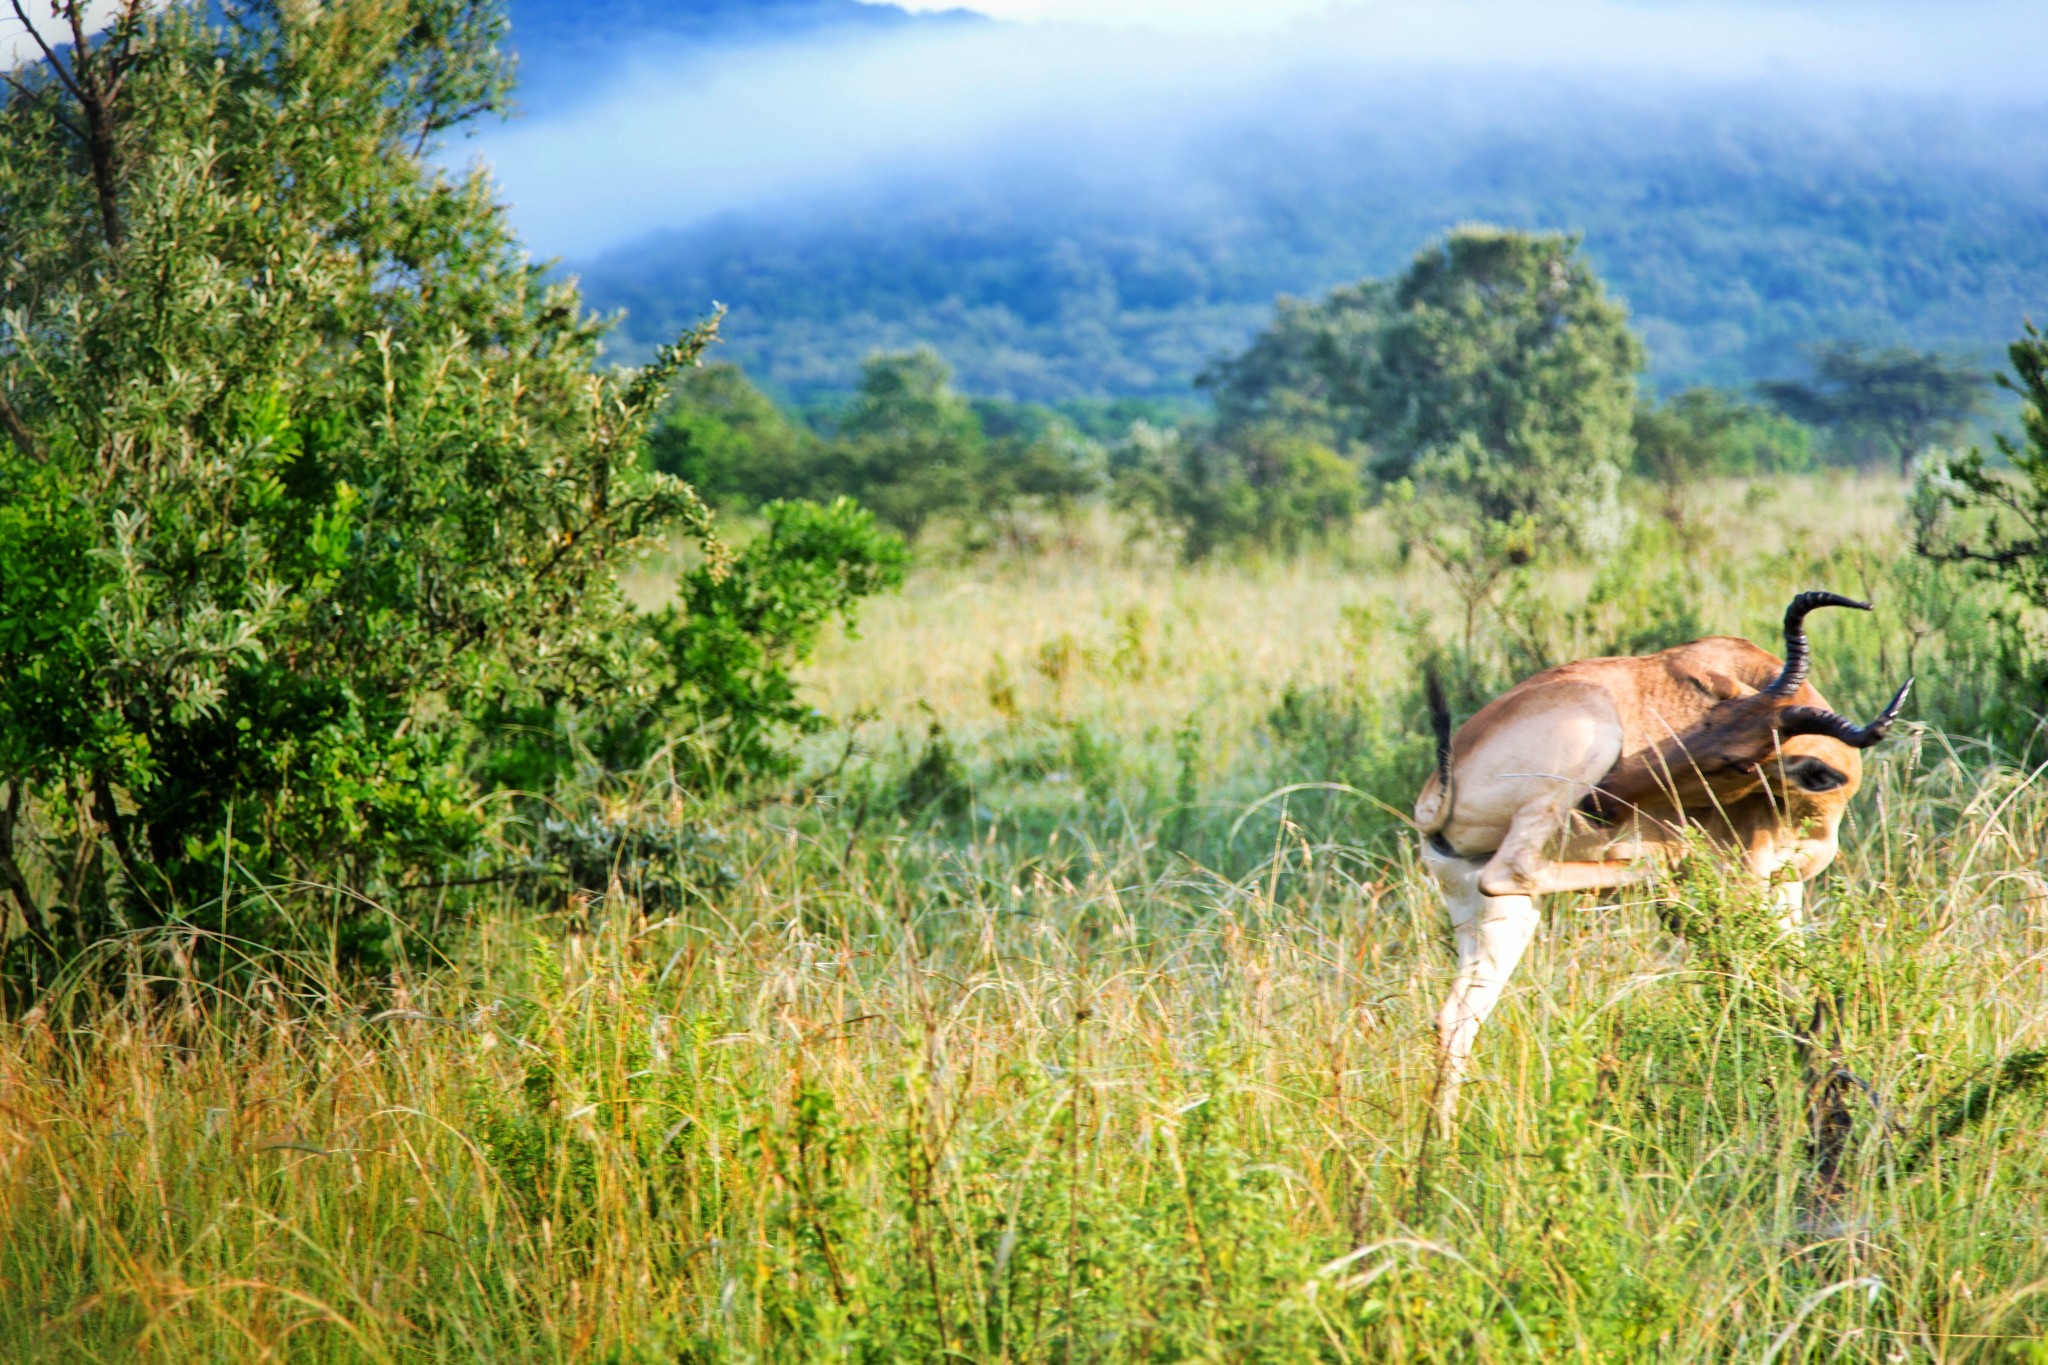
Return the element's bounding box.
[0,0,733,967]
[1761,342,1990,475]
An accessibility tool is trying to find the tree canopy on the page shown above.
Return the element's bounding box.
[1364,227,1644,530]
[1192,227,1644,547]
[1761,343,1990,475]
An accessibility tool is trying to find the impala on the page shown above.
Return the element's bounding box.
[1414,591,1910,1129]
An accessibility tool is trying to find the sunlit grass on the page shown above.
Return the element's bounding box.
[5,473,2048,1362]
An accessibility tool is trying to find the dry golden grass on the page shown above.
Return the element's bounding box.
[6,474,2048,1363]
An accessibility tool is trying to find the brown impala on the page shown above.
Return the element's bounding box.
[1413,591,1910,1130]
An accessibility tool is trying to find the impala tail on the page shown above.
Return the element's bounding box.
[1417,658,1456,835]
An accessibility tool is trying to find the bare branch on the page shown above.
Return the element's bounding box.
[6,0,83,106]
[0,385,38,462]
[1,67,87,141]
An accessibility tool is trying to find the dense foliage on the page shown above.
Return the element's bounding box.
[0,0,900,976]
[651,349,1097,548]
[1118,229,1642,558]
[1915,324,2048,712]
[1358,228,1644,533]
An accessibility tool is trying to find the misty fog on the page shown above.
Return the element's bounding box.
[470,0,2048,259]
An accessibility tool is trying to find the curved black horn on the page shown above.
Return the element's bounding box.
[1775,678,1914,749]
[1765,590,1872,696]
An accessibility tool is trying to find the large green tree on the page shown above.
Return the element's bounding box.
[1363,227,1645,532]
[1204,228,1644,544]
[833,347,988,538]
[0,0,817,968]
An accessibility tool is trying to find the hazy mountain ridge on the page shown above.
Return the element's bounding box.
[493,7,2048,402]
[578,85,2048,402]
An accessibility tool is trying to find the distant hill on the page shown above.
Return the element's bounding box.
[506,0,984,114]
[575,82,2048,404]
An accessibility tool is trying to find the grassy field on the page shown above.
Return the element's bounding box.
[6,475,2048,1362]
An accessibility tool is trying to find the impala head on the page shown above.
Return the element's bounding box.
[1752,592,1912,813]
[1585,590,1911,819]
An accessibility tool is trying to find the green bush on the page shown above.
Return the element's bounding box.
[1914,323,2048,727]
[653,499,908,783]
[0,1,899,979]
[1113,420,1362,560]
[1633,386,1815,489]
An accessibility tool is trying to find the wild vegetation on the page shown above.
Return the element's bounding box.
[0,0,904,982]
[6,479,2048,1363]
[6,2,2048,1362]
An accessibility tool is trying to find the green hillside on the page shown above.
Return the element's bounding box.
[578,85,2048,402]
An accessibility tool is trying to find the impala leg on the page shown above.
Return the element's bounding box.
[1424,843,1540,1136]
[1477,796,1653,899]
[1770,878,1805,935]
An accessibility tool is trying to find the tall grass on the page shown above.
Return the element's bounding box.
[4,474,2048,1362]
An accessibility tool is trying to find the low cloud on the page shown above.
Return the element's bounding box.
[469,0,2047,257]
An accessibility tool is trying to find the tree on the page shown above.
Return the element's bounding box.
[1913,324,2048,711]
[1363,227,1644,534]
[1112,421,1361,561]
[1201,228,1643,547]
[833,348,986,539]
[647,361,819,509]
[1761,342,1990,475]
[0,0,871,972]
[1632,386,1814,527]
[1196,281,1393,449]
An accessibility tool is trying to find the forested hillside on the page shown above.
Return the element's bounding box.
[579,82,2048,401]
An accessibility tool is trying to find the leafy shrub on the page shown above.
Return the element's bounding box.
[0,2,900,978]
[1634,387,1814,480]
[652,499,908,782]
[1113,420,1362,560]
[1914,323,2048,725]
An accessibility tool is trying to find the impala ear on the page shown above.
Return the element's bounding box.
[1693,670,1753,701]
